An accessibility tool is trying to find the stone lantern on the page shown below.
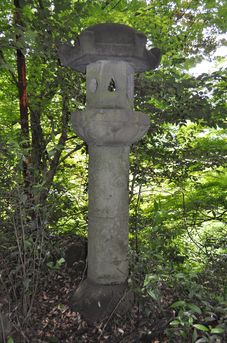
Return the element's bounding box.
[58,23,161,322]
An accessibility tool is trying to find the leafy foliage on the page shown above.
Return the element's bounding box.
[0,0,226,341]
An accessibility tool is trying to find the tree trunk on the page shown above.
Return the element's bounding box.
[14,1,71,208]
[39,95,70,204]
[14,0,31,189]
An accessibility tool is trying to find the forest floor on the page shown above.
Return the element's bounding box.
[7,234,173,343]
[2,234,226,342]
[24,263,171,343]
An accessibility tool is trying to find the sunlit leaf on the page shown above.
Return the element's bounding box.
[210,327,225,334]
[193,324,209,332]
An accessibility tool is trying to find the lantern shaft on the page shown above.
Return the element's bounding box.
[88,145,129,284]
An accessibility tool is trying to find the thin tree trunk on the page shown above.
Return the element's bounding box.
[14,0,31,188]
[30,108,46,179]
[39,95,70,204]
[16,49,29,145]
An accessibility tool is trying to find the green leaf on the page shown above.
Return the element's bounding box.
[46,261,54,269]
[7,337,14,343]
[56,257,65,268]
[169,319,180,326]
[210,327,225,334]
[192,328,198,342]
[171,300,186,308]
[193,324,209,332]
[188,303,202,315]
[143,274,158,287]
[147,288,159,301]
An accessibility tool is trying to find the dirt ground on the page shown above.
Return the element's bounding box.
[1,235,172,343]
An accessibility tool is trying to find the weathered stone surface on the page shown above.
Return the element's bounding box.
[70,279,134,323]
[71,60,150,146]
[86,60,134,109]
[58,23,161,72]
[87,146,129,284]
[58,23,161,322]
[71,108,149,146]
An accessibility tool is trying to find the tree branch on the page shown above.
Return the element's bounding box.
[60,143,85,164]
[39,95,70,203]
[0,50,18,86]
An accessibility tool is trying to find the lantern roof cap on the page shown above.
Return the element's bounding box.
[58,23,161,73]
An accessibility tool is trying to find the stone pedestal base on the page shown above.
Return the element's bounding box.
[70,279,134,322]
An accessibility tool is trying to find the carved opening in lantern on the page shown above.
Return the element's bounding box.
[108,78,116,92]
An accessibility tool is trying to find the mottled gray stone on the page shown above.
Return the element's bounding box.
[58,23,161,322]
[71,108,150,146]
[58,23,161,72]
[87,145,129,284]
[71,60,150,146]
[70,279,134,323]
[86,60,134,109]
